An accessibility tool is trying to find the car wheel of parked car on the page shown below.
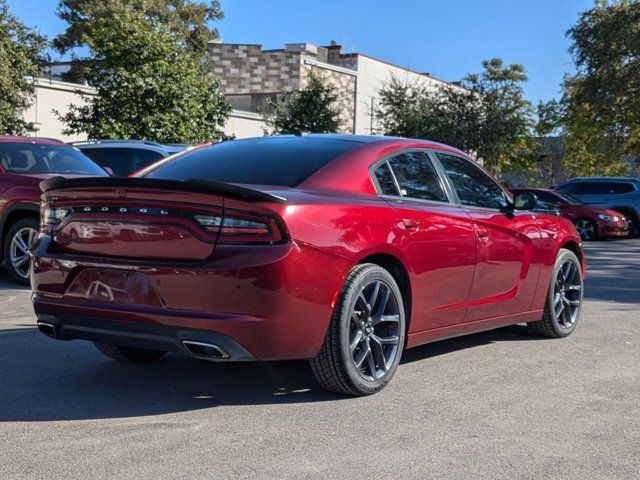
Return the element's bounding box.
[617,211,639,237]
[94,342,167,363]
[575,218,597,241]
[3,217,39,286]
[527,248,583,338]
[310,264,406,396]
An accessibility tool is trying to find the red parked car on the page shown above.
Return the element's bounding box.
[511,188,630,241]
[31,135,585,396]
[0,136,108,284]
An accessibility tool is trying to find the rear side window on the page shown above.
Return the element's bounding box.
[374,162,399,195]
[144,137,362,187]
[384,151,448,202]
[560,181,636,195]
[605,182,635,194]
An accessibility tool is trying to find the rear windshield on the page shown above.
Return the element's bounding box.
[0,142,107,176]
[142,137,362,187]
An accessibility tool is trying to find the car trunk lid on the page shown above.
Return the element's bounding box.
[40,177,287,261]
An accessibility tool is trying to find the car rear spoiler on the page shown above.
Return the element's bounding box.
[39,176,287,203]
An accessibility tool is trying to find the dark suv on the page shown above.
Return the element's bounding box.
[0,136,108,284]
[553,177,640,236]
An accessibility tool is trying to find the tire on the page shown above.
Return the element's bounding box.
[310,263,406,396]
[574,218,597,241]
[618,210,639,238]
[527,248,584,338]
[94,342,166,363]
[3,217,39,286]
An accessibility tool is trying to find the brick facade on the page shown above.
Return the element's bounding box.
[207,42,357,133]
[208,44,304,94]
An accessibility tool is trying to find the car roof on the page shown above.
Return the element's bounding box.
[558,177,640,184]
[73,140,170,153]
[0,136,67,146]
[511,187,555,192]
[243,134,470,155]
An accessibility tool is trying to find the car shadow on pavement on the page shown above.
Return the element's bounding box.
[400,324,545,365]
[0,323,543,422]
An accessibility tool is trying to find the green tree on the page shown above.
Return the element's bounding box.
[561,0,639,177]
[55,0,223,83]
[55,0,222,55]
[262,71,342,135]
[0,0,48,135]
[535,99,563,137]
[57,3,230,143]
[375,59,538,175]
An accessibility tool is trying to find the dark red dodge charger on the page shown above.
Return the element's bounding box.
[31,135,585,396]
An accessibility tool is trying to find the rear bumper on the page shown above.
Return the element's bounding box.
[31,235,354,361]
[36,313,254,361]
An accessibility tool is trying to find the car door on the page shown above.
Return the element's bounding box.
[372,150,477,331]
[433,152,541,322]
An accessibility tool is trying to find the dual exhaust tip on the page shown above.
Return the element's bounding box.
[37,322,230,360]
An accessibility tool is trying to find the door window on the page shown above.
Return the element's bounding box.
[436,153,508,209]
[383,151,448,202]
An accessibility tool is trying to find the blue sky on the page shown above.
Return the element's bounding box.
[8,0,594,104]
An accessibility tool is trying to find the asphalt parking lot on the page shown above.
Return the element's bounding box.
[0,240,638,479]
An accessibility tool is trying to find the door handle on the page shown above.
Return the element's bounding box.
[477,228,489,239]
[402,219,420,232]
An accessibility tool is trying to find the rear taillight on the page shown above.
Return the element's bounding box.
[194,214,223,228]
[195,210,284,244]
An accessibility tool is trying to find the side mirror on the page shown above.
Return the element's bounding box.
[514,192,537,211]
[103,166,115,177]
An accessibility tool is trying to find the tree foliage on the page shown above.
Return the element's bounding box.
[561,0,639,177]
[375,59,537,175]
[535,99,563,137]
[261,71,342,135]
[0,0,48,135]
[55,0,222,55]
[57,2,230,143]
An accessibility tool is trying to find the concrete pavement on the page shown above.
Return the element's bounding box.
[0,240,638,479]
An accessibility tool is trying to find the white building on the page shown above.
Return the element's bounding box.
[21,42,461,141]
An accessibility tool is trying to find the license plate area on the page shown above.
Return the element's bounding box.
[65,268,163,306]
